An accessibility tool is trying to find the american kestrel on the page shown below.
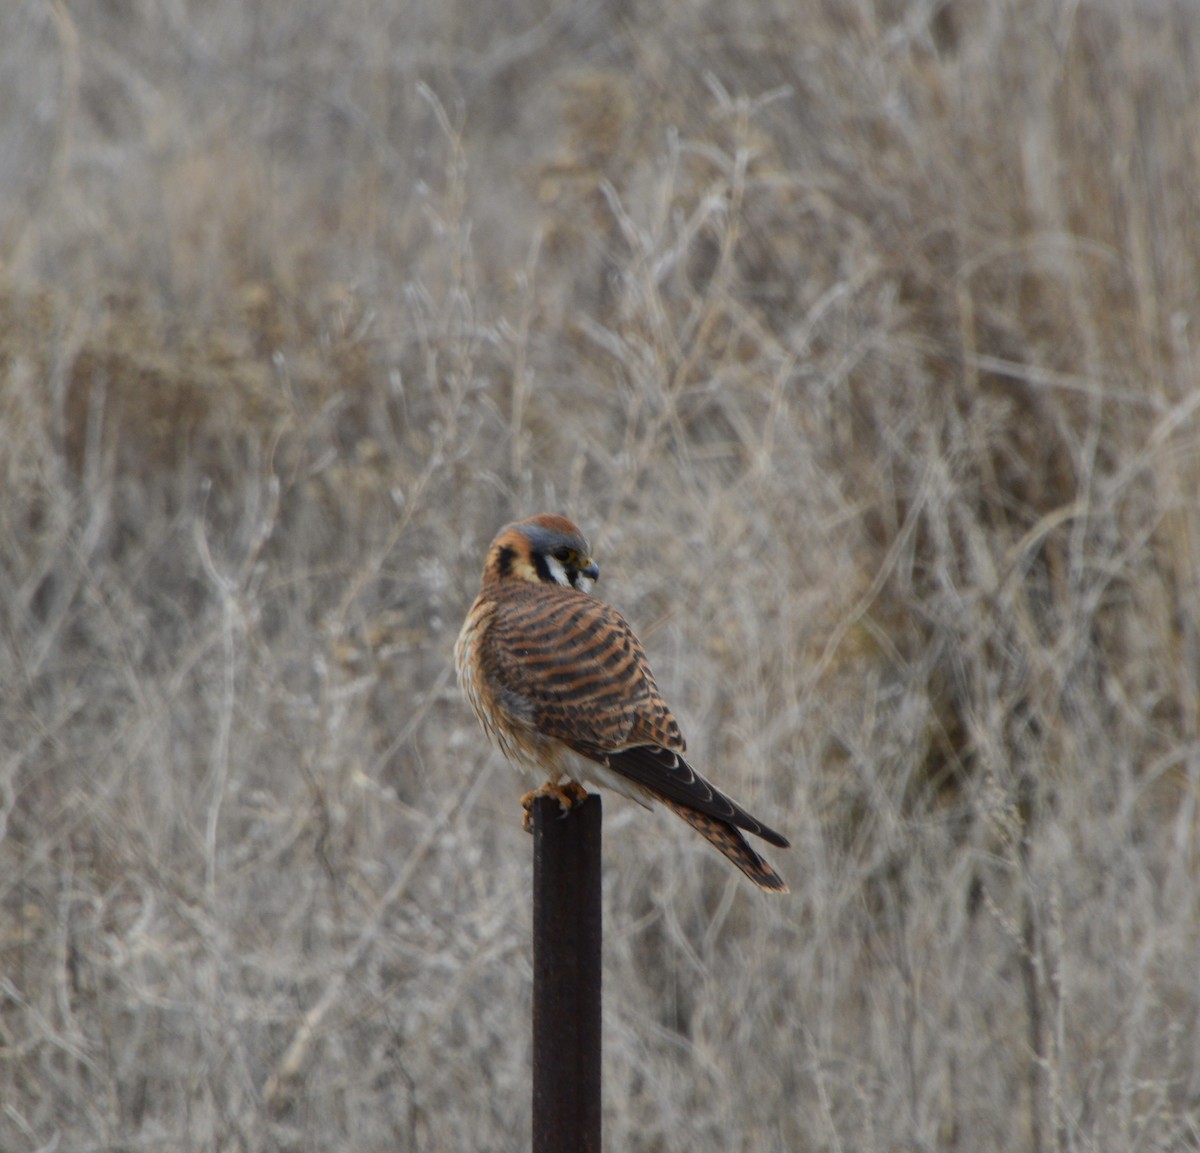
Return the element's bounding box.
[455,514,789,892]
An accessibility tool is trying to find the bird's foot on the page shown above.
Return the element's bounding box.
[520,780,590,833]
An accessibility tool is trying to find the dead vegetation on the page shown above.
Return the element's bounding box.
[1,1,1198,1150]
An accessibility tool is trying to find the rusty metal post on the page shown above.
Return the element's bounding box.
[531,793,602,1153]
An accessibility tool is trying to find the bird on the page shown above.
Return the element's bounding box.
[454,513,789,892]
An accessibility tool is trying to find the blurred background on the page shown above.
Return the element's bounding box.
[2,1,1198,1149]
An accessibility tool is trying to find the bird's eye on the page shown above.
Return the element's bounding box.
[552,548,573,563]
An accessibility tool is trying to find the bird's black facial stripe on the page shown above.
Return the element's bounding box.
[535,549,592,589]
[532,552,556,583]
[523,526,591,587]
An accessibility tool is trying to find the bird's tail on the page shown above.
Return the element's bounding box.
[660,798,788,893]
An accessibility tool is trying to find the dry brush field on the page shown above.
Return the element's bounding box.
[2,1,1199,1149]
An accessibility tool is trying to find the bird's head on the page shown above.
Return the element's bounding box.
[482,514,600,592]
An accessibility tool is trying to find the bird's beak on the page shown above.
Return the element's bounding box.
[581,559,600,582]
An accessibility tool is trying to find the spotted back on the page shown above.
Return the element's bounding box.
[477,578,684,759]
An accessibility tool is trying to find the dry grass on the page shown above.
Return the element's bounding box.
[2,0,1199,1149]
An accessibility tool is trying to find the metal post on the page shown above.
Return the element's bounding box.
[531,792,602,1153]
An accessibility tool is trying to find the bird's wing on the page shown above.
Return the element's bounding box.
[484,584,788,847]
[483,582,681,753]
[607,744,790,848]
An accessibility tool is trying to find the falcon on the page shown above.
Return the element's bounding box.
[455,513,789,892]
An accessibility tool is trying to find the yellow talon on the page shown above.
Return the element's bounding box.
[520,780,589,831]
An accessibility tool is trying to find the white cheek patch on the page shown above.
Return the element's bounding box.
[572,572,597,594]
[544,555,572,587]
